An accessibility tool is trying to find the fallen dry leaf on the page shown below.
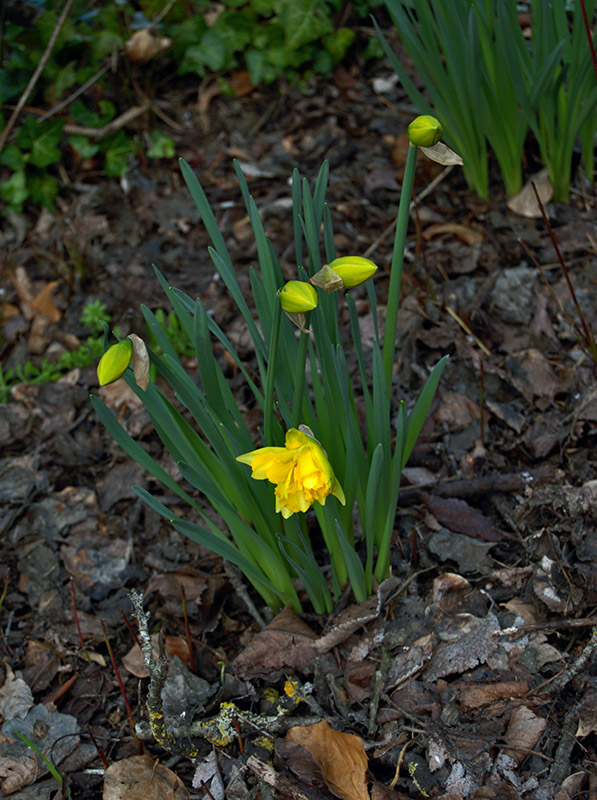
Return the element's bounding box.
[30,280,61,323]
[421,494,507,542]
[232,605,318,680]
[103,754,188,799]
[507,168,553,217]
[457,680,529,711]
[287,719,370,800]
[122,634,192,678]
[502,705,546,765]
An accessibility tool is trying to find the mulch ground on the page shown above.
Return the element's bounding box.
[1,24,597,800]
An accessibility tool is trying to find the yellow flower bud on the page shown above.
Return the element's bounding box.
[327,256,378,289]
[97,339,133,386]
[407,115,443,147]
[279,280,318,313]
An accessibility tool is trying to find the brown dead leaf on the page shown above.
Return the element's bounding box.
[575,689,597,737]
[421,493,507,542]
[507,168,553,217]
[457,680,529,711]
[422,223,483,246]
[0,666,34,721]
[0,753,37,795]
[103,754,189,799]
[434,390,481,430]
[424,612,501,680]
[287,720,370,800]
[229,70,254,97]
[30,280,61,323]
[502,705,546,765]
[275,739,328,794]
[122,634,191,678]
[232,606,318,680]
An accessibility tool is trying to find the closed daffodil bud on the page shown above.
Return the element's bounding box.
[407,115,443,147]
[279,280,318,313]
[97,339,133,386]
[328,256,378,289]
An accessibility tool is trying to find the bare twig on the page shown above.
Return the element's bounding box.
[364,165,453,259]
[63,103,150,140]
[38,63,111,122]
[0,0,74,153]
[550,626,597,694]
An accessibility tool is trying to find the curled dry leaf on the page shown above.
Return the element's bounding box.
[420,141,463,166]
[125,29,172,63]
[128,334,149,391]
[0,667,34,722]
[507,168,553,217]
[422,223,483,247]
[287,720,370,800]
[232,605,317,681]
[502,705,546,765]
[103,754,189,800]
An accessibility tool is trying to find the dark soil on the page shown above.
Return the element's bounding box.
[1,30,597,800]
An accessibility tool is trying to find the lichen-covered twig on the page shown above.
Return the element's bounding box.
[129,590,310,756]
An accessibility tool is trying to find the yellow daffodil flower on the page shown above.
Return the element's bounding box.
[236,428,345,518]
[407,115,443,147]
[97,339,133,386]
[279,280,318,313]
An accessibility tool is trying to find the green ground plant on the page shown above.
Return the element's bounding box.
[92,117,449,614]
[0,0,382,213]
[0,297,199,402]
[0,300,109,402]
[376,0,597,201]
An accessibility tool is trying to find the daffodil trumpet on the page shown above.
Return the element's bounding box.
[237,427,345,519]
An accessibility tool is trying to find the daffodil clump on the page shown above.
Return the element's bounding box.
[93,116,450,614]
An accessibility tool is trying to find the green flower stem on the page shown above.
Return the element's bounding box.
[264,298,282,445]
[290,327,310,429]
[383,143,418,390]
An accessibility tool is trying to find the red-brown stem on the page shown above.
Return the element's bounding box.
[86,725,110,769]
[530,181,597,361]
[200,780,218,800]
[579,0,597,86]
[180,584,195,672]
[121,610,142,649]
[234,718,244,754]
[100,619,141,752]
[70,578,91,664]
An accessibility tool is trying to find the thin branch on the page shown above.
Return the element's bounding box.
[38,63,111,122]
[0,0,74,153]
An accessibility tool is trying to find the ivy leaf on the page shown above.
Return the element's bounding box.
[29,171,60,212]
[16,117,64,167]
[0,170,29,209]
[277,0,333,51]
[146,131,175,159]
[103,130,137,178]
[0,144,25,171]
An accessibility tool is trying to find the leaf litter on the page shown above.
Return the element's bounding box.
[0,32,596,800]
